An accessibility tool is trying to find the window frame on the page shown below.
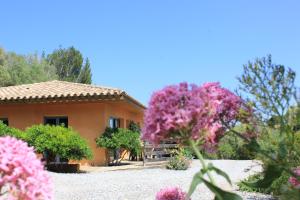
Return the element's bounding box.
[0,118,9,126]
[44,116,68,127]
[109,117,120,129]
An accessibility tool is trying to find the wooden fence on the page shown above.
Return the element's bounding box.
[142,141,178,166]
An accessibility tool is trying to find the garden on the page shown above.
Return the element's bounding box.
[1,55,300,200]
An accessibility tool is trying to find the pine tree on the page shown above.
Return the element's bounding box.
[47,46,92,84]
[78,58,92,84]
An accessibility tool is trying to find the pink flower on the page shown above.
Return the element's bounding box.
[0,136,53,200]
[289,167,300,189]
[156,187,189,200]
[142,82,243,151]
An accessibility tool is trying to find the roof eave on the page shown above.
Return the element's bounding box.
[0,94,147,110]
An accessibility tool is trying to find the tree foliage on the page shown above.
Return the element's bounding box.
[0,47,57,87]
[46,46,92,84]
[128,121,141,133]
[0,46,93,87]
[96,127,142,164]
[79,58,92,84]
[238,54,296,121]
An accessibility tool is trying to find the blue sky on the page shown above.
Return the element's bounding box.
[1,1,300,105]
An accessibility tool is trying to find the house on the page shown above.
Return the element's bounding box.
[0,80,145,166]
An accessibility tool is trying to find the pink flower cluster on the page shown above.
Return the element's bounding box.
[156,187,189,200]
[0,136,52,200]
[142,82,242,149]
[289,167,300,189]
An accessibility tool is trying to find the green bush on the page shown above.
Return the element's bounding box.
[114,128,142,154]
[238,130,300,197]
[96,127,142,164]
[216,140,236,159]
[0,121,27,140]
[26,125,92,162]
[166,148,191,170]
[238,171,291,196]
[257,129,300,166]
[238,173,266,193]
[210,129,256,160]
[96,127,118,149]
[279,184,300,200]
[128,121,141,133]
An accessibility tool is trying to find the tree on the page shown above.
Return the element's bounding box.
[0,65,11,86]
[78,58,92,84]
[96,127,142,165]
[46,46,92,84]
[0,46,92,86]
[0,47,57,87]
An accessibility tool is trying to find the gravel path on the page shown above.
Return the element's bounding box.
[50,160,274,200]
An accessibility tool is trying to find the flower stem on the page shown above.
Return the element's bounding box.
[189,140,216,185]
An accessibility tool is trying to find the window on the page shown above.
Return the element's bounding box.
[0,118,8,126]
[109,117,120,129]
[44,116,68,127]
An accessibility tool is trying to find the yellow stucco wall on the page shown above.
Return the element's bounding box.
[0,100,144,166]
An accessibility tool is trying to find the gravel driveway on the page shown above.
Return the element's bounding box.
[50,160,274,200]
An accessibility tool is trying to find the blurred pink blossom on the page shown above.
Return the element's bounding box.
[156,187,189,200]
[142,82,243,151]
[0,136,52,200]
[289,167,300,189]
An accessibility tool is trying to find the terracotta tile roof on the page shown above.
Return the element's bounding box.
[0,80,145,108]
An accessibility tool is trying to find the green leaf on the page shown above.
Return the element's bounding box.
[278,140,288,159]
[201,179,243,200]
[187,172,204,196]
[207,163,232,185]
[242,164,283,189]
[244,138,260,152]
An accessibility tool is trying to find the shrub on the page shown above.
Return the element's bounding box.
[166,148,191,170]
[280,175,300,200]
[96,127,142,165]
[26,125,92,163]
[216,141,236,159]
[0,121,27,140]
[216,130,256,160]
[114,128,142,154]
[128,121,142,160]
[203,130,256,160]
[238,173,266,193]
[128,121,141,133]
[166,156,190,170]
[239,130,300,197]
[238,171,291,196]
